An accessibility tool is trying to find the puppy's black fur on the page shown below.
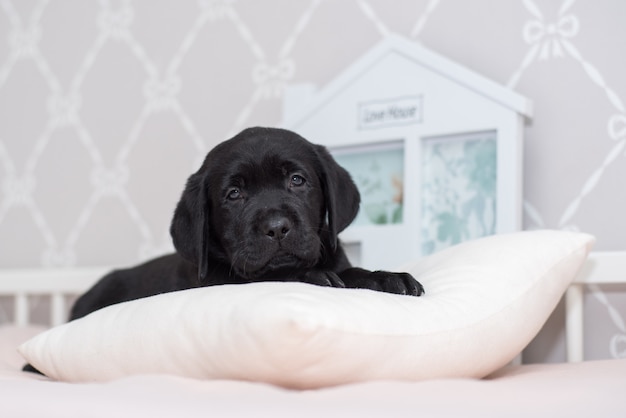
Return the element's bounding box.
[70,127,424,320]
[22,127,424,373]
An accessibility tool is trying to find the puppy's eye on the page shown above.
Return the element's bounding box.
[227,188,241,200]
[290,175,306,187]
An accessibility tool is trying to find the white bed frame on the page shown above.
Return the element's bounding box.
[0,251,624,363]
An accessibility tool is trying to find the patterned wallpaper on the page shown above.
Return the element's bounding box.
[0,0,624,362]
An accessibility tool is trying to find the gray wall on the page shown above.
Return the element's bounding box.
[0,0,624,362]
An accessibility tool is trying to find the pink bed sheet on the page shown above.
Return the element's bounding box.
[2,326,625,418]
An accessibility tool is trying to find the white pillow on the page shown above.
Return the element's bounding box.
[19,230,594,388]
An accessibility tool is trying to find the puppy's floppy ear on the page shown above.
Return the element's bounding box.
[315,145,360,251]
[170,171,210,282]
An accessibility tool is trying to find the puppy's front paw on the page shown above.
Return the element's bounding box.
[341,269,424,296]
[301,270,346,288]
[372,271,424,296]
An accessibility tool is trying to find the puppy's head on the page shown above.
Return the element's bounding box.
[170,127,360,282]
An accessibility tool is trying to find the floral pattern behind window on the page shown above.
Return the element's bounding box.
[334,143,404,226]
[421,132,497,255]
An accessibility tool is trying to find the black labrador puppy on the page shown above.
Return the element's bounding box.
[70,127,424,320]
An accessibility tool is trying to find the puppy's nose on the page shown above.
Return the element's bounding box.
[263,216,292,241]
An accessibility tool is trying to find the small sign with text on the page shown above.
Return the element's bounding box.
[358,96,423,130]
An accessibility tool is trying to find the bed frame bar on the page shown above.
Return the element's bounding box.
[566,252,625,362]
[0,267,106,327]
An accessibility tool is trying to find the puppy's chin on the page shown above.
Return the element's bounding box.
[233,253,317,281]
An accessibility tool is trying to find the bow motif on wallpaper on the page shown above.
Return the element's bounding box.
[47,93,82,126]
[2,175,35,206]
[91,166,129,196]
[8,26,41,57]
[523,14,579,59]
[198,0,236,21]
[97,3,133,40]
[612,335,626,359]
[609,114,626,142]
[42,247,76,269]
[252,60,295,98]
[143,76,181,111]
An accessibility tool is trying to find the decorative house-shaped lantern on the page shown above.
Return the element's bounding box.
[283,35,532,270]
